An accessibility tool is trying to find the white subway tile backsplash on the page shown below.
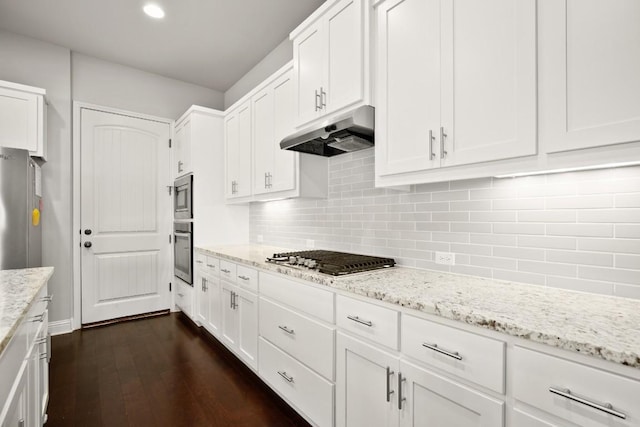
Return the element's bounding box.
[250,150,640,299]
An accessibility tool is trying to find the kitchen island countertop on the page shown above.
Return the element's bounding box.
[0,267,54,355]
[196,244,640,369]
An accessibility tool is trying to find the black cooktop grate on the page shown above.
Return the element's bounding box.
[271,250,395,276]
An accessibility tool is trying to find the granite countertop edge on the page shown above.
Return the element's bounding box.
[0,267,54,355]
[196,245,640,369]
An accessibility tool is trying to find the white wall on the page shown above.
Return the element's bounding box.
[224,37,293,109]
[72,53,224,118]
[0,30,73,323]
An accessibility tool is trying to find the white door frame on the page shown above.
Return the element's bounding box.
[72,101,174,331]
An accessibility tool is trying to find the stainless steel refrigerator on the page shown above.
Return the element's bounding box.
[0,147,42,269]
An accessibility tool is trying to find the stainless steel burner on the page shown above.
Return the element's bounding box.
[266,250,395,276]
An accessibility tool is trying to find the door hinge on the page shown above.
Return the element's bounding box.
[169,138,172,148]
[169,234,172,244]
[167,185,172,196]
[169,282,172,292]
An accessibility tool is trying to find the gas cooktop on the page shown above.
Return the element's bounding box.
[266,250,395,276]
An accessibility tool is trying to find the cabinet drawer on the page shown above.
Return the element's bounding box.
[175,280,193,318]
[512,409,561,427]
[514,347,640,427]
[401,314,505,393]
[204,256,219,276]
[236,265,258,293]
[219,260,236,282]
[259,338,334,427]
[259,297,335,380]
[259,272,334,323]
[336,295,399,350]
[195,252,206,270]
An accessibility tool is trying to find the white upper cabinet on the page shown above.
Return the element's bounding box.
[0,80,47,160]
[252,69,297,196]
[375,0,537,180]
[292,0,368,128]
[224,100,252,200]
[174,116,191,177]
[540,0,640,153]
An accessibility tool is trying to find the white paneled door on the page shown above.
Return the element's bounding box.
[80,108,172,324]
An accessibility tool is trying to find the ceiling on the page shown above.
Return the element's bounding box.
[0,0,325,92]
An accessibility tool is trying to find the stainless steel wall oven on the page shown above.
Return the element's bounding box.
[174,221,193,285]
[174,174,193,220]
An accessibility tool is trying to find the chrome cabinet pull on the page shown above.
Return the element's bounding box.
[30,313,45,323]
[278,325,295,335]
[206,264,215,268]
[320,87,326,108]
[178,160,183,173]
[278,371,294,383]
[440,127,447,159]
[429,130,435,160]
[238,275,250,281]
[221,268,231,274]
[229,291,234,309]
[196,260,204,264]
[264,172,268,189]
[549,387,626,419]
[386,367,395,402]
[315,90,320,111]
[41,295,53,303]
[422,342,462,360]
[177,293,184,297]
[398,372,406,410]
[347,315,373,327]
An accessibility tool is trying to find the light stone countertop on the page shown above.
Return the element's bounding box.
[196,244,640,369]
[0,267,54,355]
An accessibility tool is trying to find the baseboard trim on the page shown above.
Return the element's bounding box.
[49,319,73,336]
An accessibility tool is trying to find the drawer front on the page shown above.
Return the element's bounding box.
[512,409,562,427]
[514,347,640,427]
[219,260,236,282]
[26,285,49,348]
[259,272,334,323]
[259,297,335,380]
[259,338,334,427]
[336,295,399,349]
[195,252,206,270]
[175,280,193,317]
[204,256,219,276]
[402,314,505,393]
[236,265,258,293]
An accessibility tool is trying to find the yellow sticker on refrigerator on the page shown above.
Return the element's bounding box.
[32,208,40,226]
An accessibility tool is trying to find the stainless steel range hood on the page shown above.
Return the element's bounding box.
[280,105,374,157]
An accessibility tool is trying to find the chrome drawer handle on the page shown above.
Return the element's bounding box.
[238,275,250,281]
[177,293,184,297]
[422,343,462,361]
[278,371,294,383]
[278,325,295,335]
[386,367,395,402]
[549,387,626,419]
[206,264,216,268]
[41,295,53,302]
[221,268,231,273]
[196,260,204,264]
[30,313,45,323]
[398,372,406,410]
[347,315,373,327]
[35,337,47,345]
[40,353,48,360]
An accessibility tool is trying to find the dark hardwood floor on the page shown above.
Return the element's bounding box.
[47,313,311,427]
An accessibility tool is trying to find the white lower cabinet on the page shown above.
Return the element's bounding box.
[0,284,50,427]
[398,360,504,427]
[174,279,194,320]
[513,347,639,427]
[221,281,258,370]
[196,272,222,337]
[259,338,334,427]
[336,332,503,427]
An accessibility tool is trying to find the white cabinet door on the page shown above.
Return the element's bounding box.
[236,287,258,370]
[512,409,562,427]
[252,87,274,195]
[440,0,537,167]
[336,332,400,427]
[0,86,39,152]
[195,270,207,326]
[294,22,325,125]
[225,101,252,199]
[221,282,238,348]
[326,0,364,114]
[541,0,640,153]
[271,71,297,193]
[205,275,222,338]
[399,360,504,427]
[2,368,26,427]
[375,0,441,176]
[174,118,191,177]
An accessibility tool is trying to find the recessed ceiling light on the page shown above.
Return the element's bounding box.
[143,4,165,19]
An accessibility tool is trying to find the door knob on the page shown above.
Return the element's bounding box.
[84,229,92,235]
[84,242,92,248]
